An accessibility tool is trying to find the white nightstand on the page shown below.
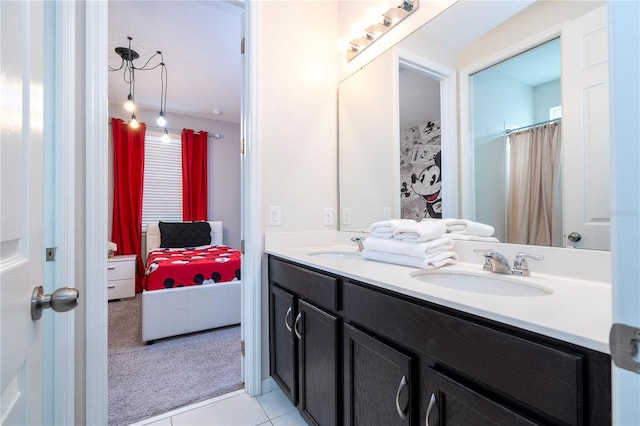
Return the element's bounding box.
[107,254,136,300]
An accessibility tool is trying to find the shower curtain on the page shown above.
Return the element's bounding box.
[507,122,562,246]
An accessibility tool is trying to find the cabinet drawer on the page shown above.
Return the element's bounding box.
[344,281,584,425]
[107,278,135,300]
[107,258,135,281]
[268,257,339,312]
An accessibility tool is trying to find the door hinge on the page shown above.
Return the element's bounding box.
[609,323,640,374]
[240,239,245,254]
[241,138,245,155]
[241,37,245,54]
[46,247,57,262]
[241,340,245,356]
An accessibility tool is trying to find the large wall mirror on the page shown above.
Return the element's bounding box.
[338,0,610,251]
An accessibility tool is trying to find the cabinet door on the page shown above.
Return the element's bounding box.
[269,285,297,404]
[297,299,340,426]
[344,324,412,426]
[425,368,539,426]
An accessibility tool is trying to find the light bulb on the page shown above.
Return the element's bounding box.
[161,128,170,143]
[124,94,135,112]
[157,111,166,127]
[129,113,139,129]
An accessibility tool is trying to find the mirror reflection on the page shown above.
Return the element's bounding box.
[338,0,610,251]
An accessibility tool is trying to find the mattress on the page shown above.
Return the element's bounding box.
[143,245,241,291]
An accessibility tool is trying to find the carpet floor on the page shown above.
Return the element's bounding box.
[108,295,243,426]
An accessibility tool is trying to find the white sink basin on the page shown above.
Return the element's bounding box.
[307,251,363,259]
[410,271,552,297]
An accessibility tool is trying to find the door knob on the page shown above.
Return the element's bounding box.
[31,286,79,320]
[567,232,582,242]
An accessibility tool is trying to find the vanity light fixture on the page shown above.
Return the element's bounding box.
[109,36,169,132]
[343,0,419,62]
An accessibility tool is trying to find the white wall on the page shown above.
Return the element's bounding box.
[257,1,339,378]
[108,104,242,249]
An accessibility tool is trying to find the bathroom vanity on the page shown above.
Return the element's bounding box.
[267,246,611,426]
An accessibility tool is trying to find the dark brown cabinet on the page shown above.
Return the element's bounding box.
[269,257,341,426]
[344,324,413,426]
[268,255,611,426]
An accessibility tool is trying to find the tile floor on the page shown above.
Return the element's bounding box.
[130,386,307,426]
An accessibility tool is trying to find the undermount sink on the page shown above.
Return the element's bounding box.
[410,271,553,297]
[307,251,363,259]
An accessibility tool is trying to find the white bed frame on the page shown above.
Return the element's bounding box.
[142,221,241,343]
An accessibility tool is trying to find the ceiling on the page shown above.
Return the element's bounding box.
[108,1,244,124]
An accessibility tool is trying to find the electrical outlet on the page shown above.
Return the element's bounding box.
[323,208,334,226]
[383,206,391,220]
[269,205,282,226]
[342,208,352,226]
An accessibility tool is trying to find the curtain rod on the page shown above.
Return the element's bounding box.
[505,118,561,135]
[110,120,223,139]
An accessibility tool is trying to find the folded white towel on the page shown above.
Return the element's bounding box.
[363,236,454,258]
[392,220,447,242]
[449,234,500,242]
[362,249,458,269]
[424,218,495,237]
[369,219,416,239]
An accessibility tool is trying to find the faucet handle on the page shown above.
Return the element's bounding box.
[512,252,544,276]
[473,248,495,270]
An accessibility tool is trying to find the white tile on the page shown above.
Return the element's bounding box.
[257,388,296,419]
[256,422,273,426]
[171,392,269,426]
[270,410,307,426]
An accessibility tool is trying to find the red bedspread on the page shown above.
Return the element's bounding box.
[143,245,241,291]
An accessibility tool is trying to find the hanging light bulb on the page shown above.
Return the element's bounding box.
[161,128,170,143]
[129,113,139,129]
[157,111,166,127]
[124,93,135,112]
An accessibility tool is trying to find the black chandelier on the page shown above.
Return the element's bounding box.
[109,36,168,137]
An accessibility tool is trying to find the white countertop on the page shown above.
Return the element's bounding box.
[265,242,612,354]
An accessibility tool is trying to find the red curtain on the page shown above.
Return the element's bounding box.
[111,118,146,292]
[181,129,209,221]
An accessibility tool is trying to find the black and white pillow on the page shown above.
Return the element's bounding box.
[159,221,212,248]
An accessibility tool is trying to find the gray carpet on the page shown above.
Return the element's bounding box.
[108,295,243,426]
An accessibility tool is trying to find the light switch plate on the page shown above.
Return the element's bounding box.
[269,205,282,226]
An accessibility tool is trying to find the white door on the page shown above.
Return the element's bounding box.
[609,1,640,424]
[561,4,611,250]
[1,2,77,424]
[0,1,46,424]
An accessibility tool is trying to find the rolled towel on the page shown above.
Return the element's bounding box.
[363,236,454,258]
[362,249,458,269]
[392,220,447,242]
[424,218,495,237]
[369,219,416,239]
[449,234,500,243]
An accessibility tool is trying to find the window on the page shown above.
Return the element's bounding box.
[141,135,182,231]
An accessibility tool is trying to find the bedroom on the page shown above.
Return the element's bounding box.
[107,1,244,423]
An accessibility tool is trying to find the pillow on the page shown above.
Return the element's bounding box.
[159,221,212,248]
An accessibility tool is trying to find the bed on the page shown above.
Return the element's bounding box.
[142,220,241,343]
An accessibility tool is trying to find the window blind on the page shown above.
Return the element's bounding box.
[142,135,183,231]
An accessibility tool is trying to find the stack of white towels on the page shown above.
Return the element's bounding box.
[425,218,499,243]
[363,219,458,269]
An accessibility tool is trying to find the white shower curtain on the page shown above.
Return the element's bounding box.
[507,122,562,246]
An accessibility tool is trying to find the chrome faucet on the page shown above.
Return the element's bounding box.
[474,249,543,276]
[350,236,366,251]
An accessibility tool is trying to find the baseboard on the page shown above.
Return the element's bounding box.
[262,376,278,394]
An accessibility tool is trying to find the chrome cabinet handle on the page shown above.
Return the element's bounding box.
[395,375,408,420]
[425,393,437,426]
[294,312,302,340]
[284,306,293,333]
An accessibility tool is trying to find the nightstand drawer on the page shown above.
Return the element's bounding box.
[107,279,135,299]
[107,257,136,281]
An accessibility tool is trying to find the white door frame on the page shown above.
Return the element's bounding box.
[458,25,562,220]
[83,1,262,422]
